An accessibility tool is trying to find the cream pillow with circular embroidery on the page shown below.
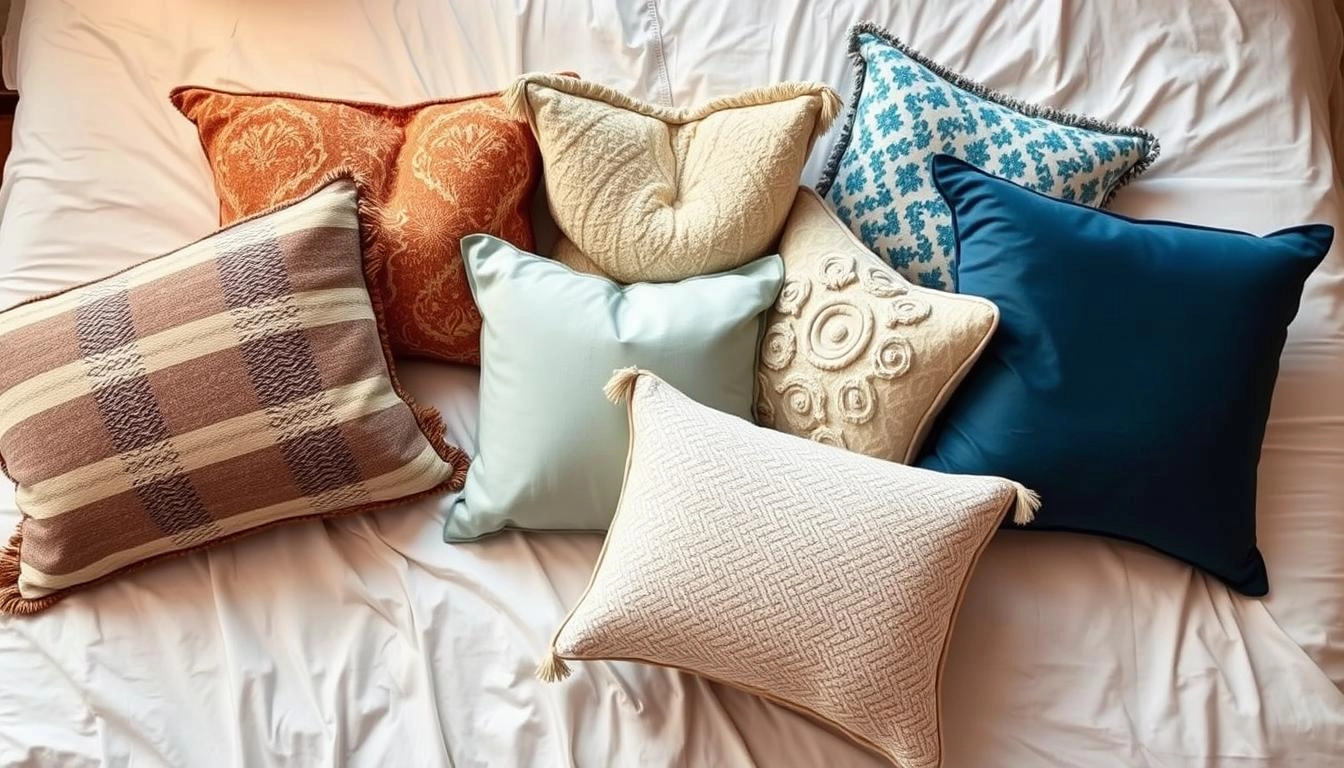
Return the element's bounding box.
[504,73,840,283]
[756,188,999,463]
[538,369,1036,768]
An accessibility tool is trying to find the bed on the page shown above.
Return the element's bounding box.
[2,1,1343,765]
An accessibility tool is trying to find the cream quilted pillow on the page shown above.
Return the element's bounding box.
[538,369,1037,768]
[503,73,840,282]
[757,188,998,462]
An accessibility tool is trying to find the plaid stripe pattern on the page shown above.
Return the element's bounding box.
[0,176,466,614]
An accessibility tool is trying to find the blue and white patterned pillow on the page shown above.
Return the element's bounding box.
[818,23,1159,291]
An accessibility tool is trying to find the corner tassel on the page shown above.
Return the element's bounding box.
[1010,482,1041,525]
[603,366,641,405]
[535,650,572,683]
[817,88,842,135]
[501,77,530,120]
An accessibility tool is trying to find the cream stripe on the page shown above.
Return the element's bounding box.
[18,444,450,597]
[0,288,374,439]
[18,376,402,519]
[0,185,359,333]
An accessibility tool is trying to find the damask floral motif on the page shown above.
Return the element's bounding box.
[172,87,541,364]
[210,101,329,216]
[775,375,826,430]
[761,322,797,371]
[806,301,874,371]
[776,278,811,317]
[818,25,1157,291]
[887,295,932,326]
[819,253,858,290]
[837,376,877,425]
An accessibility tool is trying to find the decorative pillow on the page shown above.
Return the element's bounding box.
[0,177,467,614]
[817,22,1159,290]
[446,235,782,541]
[503,73,839,283]
[756,188,997,462]
[171,85,541,364]
[538,369,1035,768]
[920,155,1333,596]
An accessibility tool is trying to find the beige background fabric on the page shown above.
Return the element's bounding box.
[552,372,1018,768]
[757,189,998,463]
[505,73,839,282]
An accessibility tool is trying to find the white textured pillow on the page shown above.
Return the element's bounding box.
[539,369,1036,768]
[757,188,998,462]
[503,73,840,283]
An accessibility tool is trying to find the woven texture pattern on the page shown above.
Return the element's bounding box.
[505,73,838,283]
[757,189,997,462]
[553,372,1016,767]
[818,23,1157,290]
[172,86,541,364]
[0,178,463,613]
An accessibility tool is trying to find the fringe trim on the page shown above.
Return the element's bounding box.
[816,20,1161,206]
[504,72,840,141]
[535,650,573,683]
[0,466,463,617]
[603,366,642,405]
[0,524,60,615]
[0,173,471,616]
[1010,481,1041,525]
[341,168,471,490]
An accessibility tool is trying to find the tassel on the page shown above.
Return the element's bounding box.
[1010,482,1041,525]
[501,77,530,121]
[535,650,572,683]
[816,88,842,135]
[603,366,641,405]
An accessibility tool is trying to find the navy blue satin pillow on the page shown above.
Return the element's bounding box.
[919,155,1331,596]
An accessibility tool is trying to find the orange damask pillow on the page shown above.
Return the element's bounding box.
[171,86,541,364]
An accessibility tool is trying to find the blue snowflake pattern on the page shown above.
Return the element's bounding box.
[842,163,868,195]
[936,116,962,143]
[935,223,956,255]
[1078,179,1100,205]
[963,139,990,168]
[876,104,903,135]
[890,64,918,88]
[895,162,924,195]
[917,267,945,289]
[998,149,1027,179]
[824,33,1152,292]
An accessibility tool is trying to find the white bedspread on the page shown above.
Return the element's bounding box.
[2,1,1344,766]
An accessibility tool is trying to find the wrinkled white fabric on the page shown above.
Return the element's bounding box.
[2,1,1343,766]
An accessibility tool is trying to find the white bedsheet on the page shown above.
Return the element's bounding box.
[2,1,1344,766]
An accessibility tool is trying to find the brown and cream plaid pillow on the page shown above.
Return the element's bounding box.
[0,175,468,614]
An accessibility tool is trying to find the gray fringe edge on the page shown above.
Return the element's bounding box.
[816,20,1161,208]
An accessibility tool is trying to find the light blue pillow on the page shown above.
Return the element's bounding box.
[446,235,783,541]
[818,22,1159,291]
